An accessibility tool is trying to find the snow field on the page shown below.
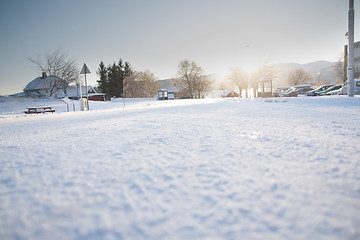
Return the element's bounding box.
[0,96,360,240]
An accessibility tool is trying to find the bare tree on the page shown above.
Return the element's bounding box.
[250,60,278,97]
[138,71,160,98]
[58,58,79,96]
[229,67,248,98]
[218,82,227,93]
[287,69,313,86]
[124,74,136,98]
[177,60,212,98]
[195,74,213,98]
[258,59,278,80]
[27,48,78,96]
[333,55,347,83]
[125,71,159,98]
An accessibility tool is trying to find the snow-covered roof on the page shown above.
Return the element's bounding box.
[221,90,238,97]
[66,85,105,98]
[158,79,181,92]
[221,90,232,96]
[22,74,105,98]
[66,85,88,97]
[23,76,65,92]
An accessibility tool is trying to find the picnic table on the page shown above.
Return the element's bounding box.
[24,106,55,114]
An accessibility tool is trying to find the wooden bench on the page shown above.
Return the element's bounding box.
[24,107,55,114]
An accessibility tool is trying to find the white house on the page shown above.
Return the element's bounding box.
[18,73,105,101]
[23,73,66,98]
[157,78,182,99]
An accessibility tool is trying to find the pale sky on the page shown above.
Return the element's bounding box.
[0,0,358,95]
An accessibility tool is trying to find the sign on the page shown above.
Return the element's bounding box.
[80,63,91,74]
[80,63,91,110]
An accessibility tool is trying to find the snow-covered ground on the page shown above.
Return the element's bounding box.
[1,96,360,240]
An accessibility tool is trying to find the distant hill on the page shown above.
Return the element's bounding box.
[276,61,335,72]
[274,61,337,86]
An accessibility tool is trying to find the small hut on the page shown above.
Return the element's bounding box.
[221,90,239,98]
[257,77,273,98]
[158,89,175,100]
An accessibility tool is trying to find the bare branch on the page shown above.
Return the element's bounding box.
[287,69,313,86]
[26,48,79,97]
[177,60,211,99]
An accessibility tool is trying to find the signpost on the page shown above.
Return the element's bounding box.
[80,63,91,110]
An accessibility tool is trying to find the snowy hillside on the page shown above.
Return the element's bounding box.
[1,96,360,240]
[275,61,337,86]
[277,61,335,72]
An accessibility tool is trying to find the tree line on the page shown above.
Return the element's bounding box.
[96,60,164,100]
[224,58,348,98]
[28,48,347,100]
[96,60,132,99]
[96,59,213,99]
[28,49,215,99]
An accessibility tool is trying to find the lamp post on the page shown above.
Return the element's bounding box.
[348,0,355,97]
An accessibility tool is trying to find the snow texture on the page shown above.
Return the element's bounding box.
[0,96,360,240]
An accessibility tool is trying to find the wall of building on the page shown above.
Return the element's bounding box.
[353,41,360,78]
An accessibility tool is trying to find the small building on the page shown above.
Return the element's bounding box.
[20,73,105,101]
[221,90,239,98]
[67,85,105,101]
[87,88,106,101]
[158,89,175,100]
[256,77,273,98]
[23,73,66,97]
[157,78,181,99]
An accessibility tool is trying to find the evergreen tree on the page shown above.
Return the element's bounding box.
[97,61,108,97]
[97,59,133,99]
[122,61,133,97]
[107,63,120,97]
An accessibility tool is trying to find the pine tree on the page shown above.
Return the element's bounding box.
[107,63,120,98]
[97,61,108,98]
[97,59,133,99]
[122,61,133,97]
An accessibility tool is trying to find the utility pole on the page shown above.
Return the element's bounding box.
[123,77,126,108]
[348,0,355,97]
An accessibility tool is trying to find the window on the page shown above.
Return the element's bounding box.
[264,82,272,92]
